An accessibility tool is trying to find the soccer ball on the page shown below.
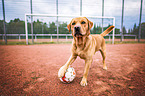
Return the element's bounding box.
[59,66,76,83]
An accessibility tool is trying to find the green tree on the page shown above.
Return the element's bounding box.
[33,19,43,34]
[59,22,69,34]
[7,18,25,34]
[132,23,138,35]
[141,22,145,39]
[128,22,145,38]
[91,24,97,34]
[115,28,120,34]
[43,23,49,34]
[96,25,102,34]
[0,20,4,34]
[123,26,127,34]
[48,22,57,34]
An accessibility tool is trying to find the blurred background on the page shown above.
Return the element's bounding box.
[0,0,145,44]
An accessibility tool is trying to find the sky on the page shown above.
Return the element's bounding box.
[0,0,145,31]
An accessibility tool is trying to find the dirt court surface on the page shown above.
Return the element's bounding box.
[0,44,145,95]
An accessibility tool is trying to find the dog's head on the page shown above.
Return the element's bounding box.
[67,17,93,37]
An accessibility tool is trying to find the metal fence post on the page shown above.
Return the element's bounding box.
[66,34,68,41]
[80,0,82,16]
[138,0,143,42]
[135,36,137,41]
[121,0,124,42]
[35,34,37,41]
[112,17,115,44]
[2,34,4,41]
[51,34,53,42]
[19,34,21,41]
[109,35,111,41]
[56,0,59,42]
[2,0,7,44]
[25,14,28,45]
[102,0,104,33]
[30,0,34,44]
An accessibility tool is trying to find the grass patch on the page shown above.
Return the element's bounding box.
[105,41,112,44]
[23,81,31,86]
[108,83,111,86]
[108,77,116,80]
[0,41,72,45]
[105,89,112,94]
[32,81,38,84]
[102,80,107,82]
[33,41,72,44]
[114,41,145,44]
[2,83,7,86]
[7,60,11,62]
[31,76,40,80]
[106,41,145,44]
[31,72,36,74]
[0,41,26,45]
[114,84,121,87]
[97,76,101,79]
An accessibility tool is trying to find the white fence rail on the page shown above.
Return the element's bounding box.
[0,34,137,42]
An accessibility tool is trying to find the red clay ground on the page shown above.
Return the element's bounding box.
[0,44,145,95]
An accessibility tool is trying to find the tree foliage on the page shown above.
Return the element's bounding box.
[128,23,145,38]
[0,18,145,38]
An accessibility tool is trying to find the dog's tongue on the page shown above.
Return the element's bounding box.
[77,37,83,45]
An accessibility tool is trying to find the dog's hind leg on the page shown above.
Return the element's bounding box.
[99,44,107,70]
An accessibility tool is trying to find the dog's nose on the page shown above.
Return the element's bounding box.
[74,26,80,32]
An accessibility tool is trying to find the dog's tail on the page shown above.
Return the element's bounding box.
[100,26,115,37]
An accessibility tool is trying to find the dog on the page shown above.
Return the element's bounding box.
[58,17,114,86]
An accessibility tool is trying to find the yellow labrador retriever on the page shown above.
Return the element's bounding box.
[58,17,114,86]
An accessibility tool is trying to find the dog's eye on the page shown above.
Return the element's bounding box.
[81,21,86,24]
[72,22,75,25]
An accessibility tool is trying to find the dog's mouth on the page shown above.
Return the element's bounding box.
[74,32,83,37]
[74,26,84,37]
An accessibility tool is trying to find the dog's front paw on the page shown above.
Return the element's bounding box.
[103,66,107,70]
[80,78,87,86]
[58,65,66,78]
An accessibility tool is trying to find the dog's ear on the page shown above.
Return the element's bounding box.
[84,17,93,30]
[88,20,93,30]
[67,23,71,32]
